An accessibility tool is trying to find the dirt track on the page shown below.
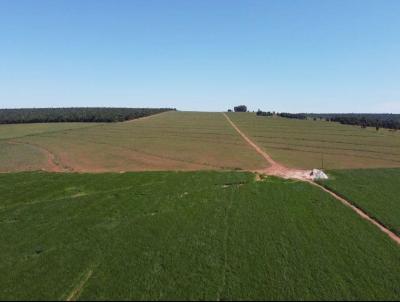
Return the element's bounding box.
[223,112,400,245]
[223,113,313,180]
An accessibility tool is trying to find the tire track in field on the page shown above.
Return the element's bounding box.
[217,189,234,301]
[223,113,400,246]
[66,267,94,301]
[56,137,223,171]
[253,143,400,165]
[252,134,400,150]
[0,123,102,142]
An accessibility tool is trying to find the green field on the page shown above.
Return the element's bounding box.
[1,171,399,300]
[319,168,400,236]
[228,112,400,169]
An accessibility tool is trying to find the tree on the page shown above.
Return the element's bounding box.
[256,110,273,117]
[234,105,247,112]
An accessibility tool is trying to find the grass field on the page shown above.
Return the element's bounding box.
[319,168,400,236]
[0,112,266,172]
[228,112,400,169]
[1,171,399,300]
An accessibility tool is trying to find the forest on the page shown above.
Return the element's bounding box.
[0,108,175,124]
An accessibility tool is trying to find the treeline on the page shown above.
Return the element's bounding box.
[256,110,273,116]
[277,112,307,119]
[230,104,400,130]
[0,108,175,124]
[309,113,400,130]
[276,113,400,130]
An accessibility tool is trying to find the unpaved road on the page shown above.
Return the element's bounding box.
[223,112,400,245]
[223,113,313,180]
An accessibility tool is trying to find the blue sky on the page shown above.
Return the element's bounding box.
[1,0,399,112]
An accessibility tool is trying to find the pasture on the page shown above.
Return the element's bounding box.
[1,171,399,300]
[320,168,400,236]
[228,112,400,169]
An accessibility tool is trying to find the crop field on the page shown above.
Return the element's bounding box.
[320,168,400,236]
[0,112,266,172]
[4,1,400,301]
[3,111,400,173]
[0,123,99,140]
[228,112,400,169]
[1,171,400,300]
[1,111,400,300]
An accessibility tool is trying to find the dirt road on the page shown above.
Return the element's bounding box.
[223,112,400,245]
[223,113,313,180]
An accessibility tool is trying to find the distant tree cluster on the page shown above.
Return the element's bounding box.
[234,105,247,112]
[308,113,400,130]
[329,116,400,130]
[277,112,307,120]
[0,108,175,124]
[256,109,273,117]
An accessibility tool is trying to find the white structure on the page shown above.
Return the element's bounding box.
[310,169,329,180]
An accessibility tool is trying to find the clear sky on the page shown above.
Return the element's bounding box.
[1,0,399,113]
